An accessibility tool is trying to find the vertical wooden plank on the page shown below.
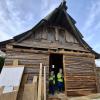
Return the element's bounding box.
[17,74,28,100]
[33,76,38,100]
[96,68,100,92]
[0,91,17,100]
[93,56,99,92]
[38,63,42,100]
[13,59,18,66]
[63,55,67,95]
[22,84,34,100]
[22,76,38,100]
[0,86,3,95]
[44,66,46,100]
[41,77,44,100]
[55,28,59,41]
[42,28,47,40]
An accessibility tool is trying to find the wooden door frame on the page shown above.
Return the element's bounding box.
[63,55,67,94]
[49,53,66,93]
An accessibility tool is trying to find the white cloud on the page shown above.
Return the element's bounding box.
[0,0,36,42]
[81,0,100,51]
[0,0,62,42]
[0,0,22,35]
[94,22,100,30]
[93,43,100,53]
[41,0,50,10]
[0,32,11,41]
[40,0,60,18]
[84,33,95,43]
[82,0,100,32]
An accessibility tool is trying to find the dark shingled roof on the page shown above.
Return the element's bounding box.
[0,1,100,59]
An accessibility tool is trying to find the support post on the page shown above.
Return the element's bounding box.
[38,63,42,100]
[44,66,46,100]
[13,59,18,66]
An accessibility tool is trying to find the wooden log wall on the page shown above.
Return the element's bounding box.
[4,47,49,100]
[96,67,100,92]
[5,48,49,82]
[4,46,97,96]
[64,52,97,96]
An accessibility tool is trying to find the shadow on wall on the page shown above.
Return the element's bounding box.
[0,57,5,73]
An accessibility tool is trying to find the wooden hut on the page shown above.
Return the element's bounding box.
[0,1,100,97]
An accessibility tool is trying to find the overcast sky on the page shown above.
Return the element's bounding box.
[0,0,100,65]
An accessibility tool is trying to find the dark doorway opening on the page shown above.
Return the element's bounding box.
[49,53,65,91]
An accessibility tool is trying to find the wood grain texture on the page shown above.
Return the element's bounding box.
[4,46,97,97]
[64,54,97,96]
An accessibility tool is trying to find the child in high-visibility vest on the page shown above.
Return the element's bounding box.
[57,68,64,92]
[49,71,55,95]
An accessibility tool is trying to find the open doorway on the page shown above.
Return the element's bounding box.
[49,53,65,91]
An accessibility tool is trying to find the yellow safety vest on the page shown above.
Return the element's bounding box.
[49,75,55,84]
[57,73,63,82]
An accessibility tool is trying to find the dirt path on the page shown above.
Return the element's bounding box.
[69,93,100,100]
[49,93,100,100]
